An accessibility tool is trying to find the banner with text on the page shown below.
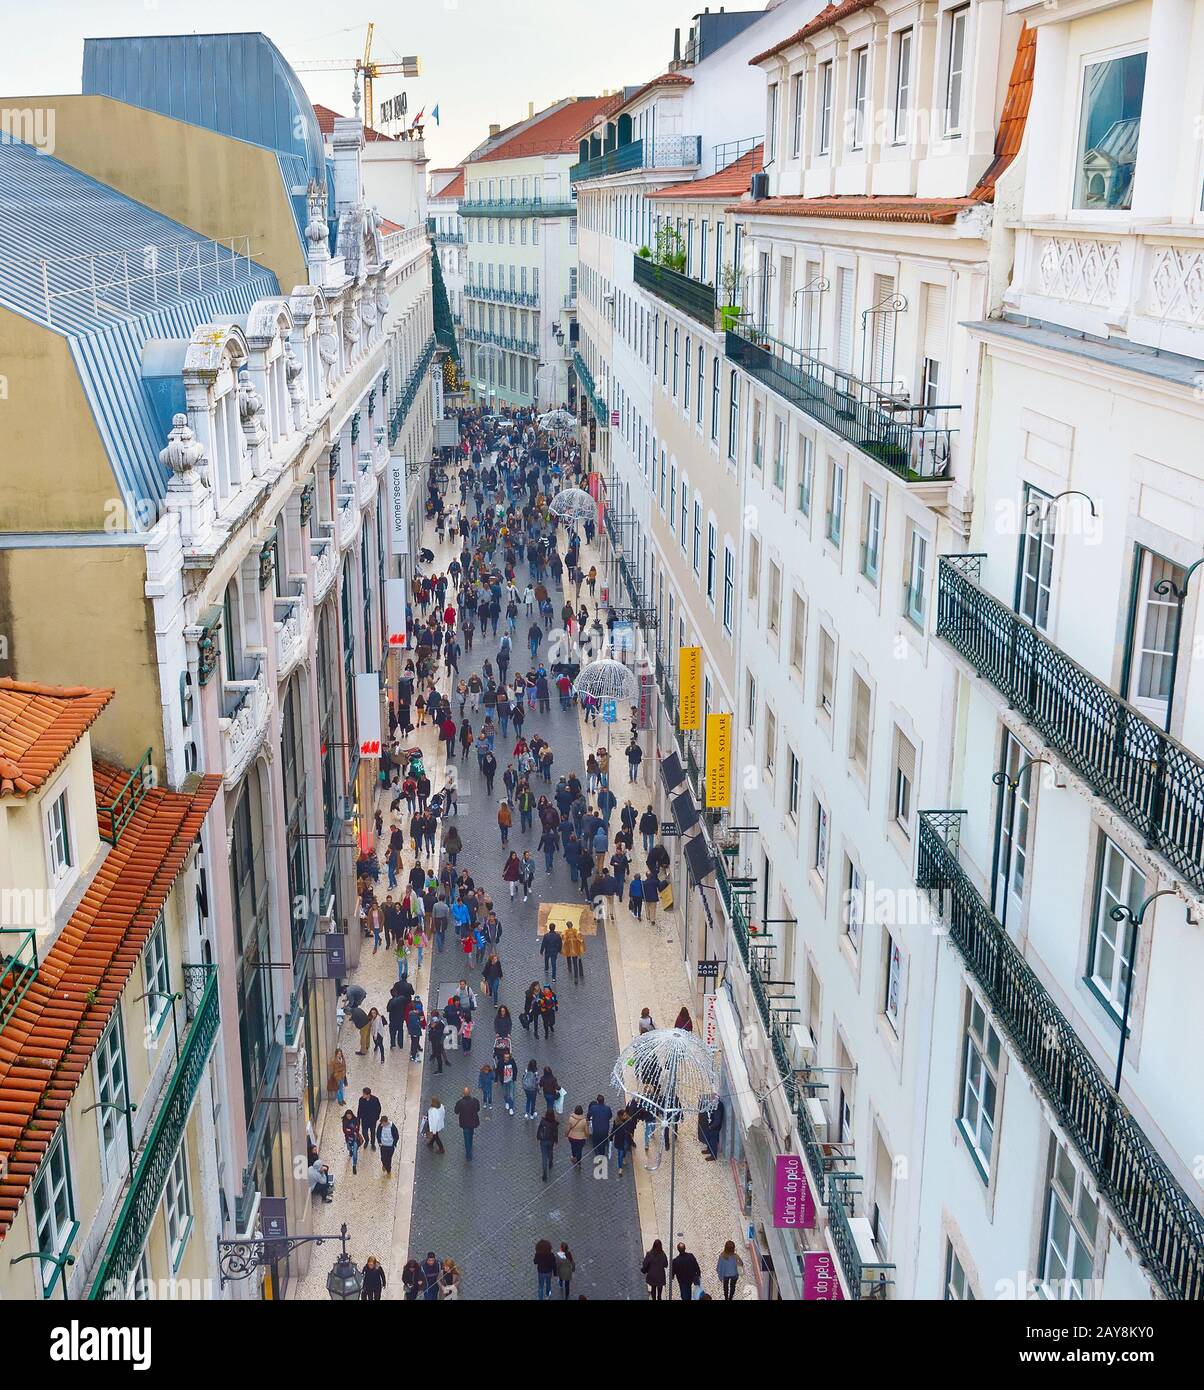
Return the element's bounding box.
[802,1251,845,1301]
[385,578,408,649]
[678,646,702,731]
[704,712,732,808]
[387,460,409,557]
[354,673,383,757]
[773,1152,816,1229]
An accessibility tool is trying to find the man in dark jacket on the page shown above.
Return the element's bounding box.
[671,1243,702,1301]
[386,989,408,1050]
[540,924,563,979]
[357,1088,382,1151]
[454,1086,481,1160]
[587,1095,612,1157]
[406,1003,425,1060]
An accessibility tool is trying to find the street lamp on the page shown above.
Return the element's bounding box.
[1152,557,1203,736]
[217,1220,363,1299]
[989,756,1055,932]
[10,1250,75,1301]
[1106,889,1183,1092]
[81,1098,138,1184]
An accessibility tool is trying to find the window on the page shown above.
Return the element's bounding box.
[817,61,834,154]
[772,417,786,489]
[861,490,882,583]
[1126,547,1185,726]
[143,916,171,1034]
[1017,486,1055,631]
[850,47,870,149]
[945,1244,975,1301]
[1089,837,1144,1017]
[764,707,777,777]
[792,72,805,156]
[680,482,689,552]
[788,592,806,678]
[673,327,680,397]
[826,459,845,545]
[706,524,717,602]
[945,6,969,134]
[659,448,667,510]
[164,1145,193,1268]
[692,500,702,574]
[818,626,836,716]
[32,1134,75,1296]
[747,532,761,609]
[1075,52,1146,210]
[746,671,758,730]
[844,858,862,949]
[711,357,721,440]
[723,546,735,634]
[684,338,692,413]
[46,787,73,881]
[767,82,780,162]
[797,434,813,516]
[787,750,801,821]
[727,372,740,459]
[813,799,830,881]
[1041,1140,1100,1298]
[95,1020,127,1174]
[893,29,913,143]
[850,674,871,774]
[905,528,929,627]
[960,996,1001,1177]
[751,399,763,471]
[669,463,677,533]
[766,559,782,637]
[994,730,1034,918]
[892,729,916,835]
[696,346,705,425]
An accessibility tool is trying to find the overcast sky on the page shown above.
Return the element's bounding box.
[0,0,714,167]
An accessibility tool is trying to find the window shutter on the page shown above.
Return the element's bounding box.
[836,269,855,372]
[868,273,896,385]
[853,677,871,767]
[922,284,948,371]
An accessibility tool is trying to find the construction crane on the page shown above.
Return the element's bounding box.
[293,23,420,130]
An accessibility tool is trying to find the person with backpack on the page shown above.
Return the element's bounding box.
[503,849,521,897]
[536,1108,559,1181]
[519,851,536,903]
[377,1115,400,1175]
[522,1059,541,1120]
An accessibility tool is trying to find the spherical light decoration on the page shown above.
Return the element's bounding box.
[549,487,597,522]
[611,1028,720,1121]
[575,657,639,703]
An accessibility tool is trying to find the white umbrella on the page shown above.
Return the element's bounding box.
[549,487,596,522]
[574,657,638,703]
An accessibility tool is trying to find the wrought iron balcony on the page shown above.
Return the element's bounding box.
[573,351,608,427]
[389,334,437,446]
[936,556,1204,894]
[917,810,1204,1301]
[89,963,221,1299]
[570,136,702,184]
[464,326,539,357]
[459,196,576,217]
[465,285,539,308]
[311,533,337,605]
[96,749,153,846]
[432,230,465,245]
[826,1177,895,1300]
[633,254,717,330]
[726,327,958,483]
[0,928,38,1035]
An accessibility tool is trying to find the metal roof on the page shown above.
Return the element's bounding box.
[0,139,279,517]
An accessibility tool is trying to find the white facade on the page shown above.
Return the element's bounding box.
[428,168,467,332]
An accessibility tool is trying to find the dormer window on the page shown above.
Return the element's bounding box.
[850,48,870,150]
[944,7,969,136]
[1074,51,1147,211]
[46,787,73,881]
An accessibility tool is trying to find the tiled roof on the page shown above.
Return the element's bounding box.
[603,72,693,123]
[475,97,615,162]
[733,25,1035,223]
[0,765,221,1236]
[434,169,465,199]
[648,144,764,201]
[313,102,395,142]
[749,1,877,65]
[379,218,403,234]
[0,680,113,799]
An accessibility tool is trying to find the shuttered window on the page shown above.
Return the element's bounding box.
[893,730,917,833]
[921,284,948,392]
[868,273,896,386]
[850,674,871,773]
[818,627,836,714]
[836,268,855,373]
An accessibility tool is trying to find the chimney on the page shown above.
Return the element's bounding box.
[529,101,535,118]
[673,28,681,62]
[489,123,501,137]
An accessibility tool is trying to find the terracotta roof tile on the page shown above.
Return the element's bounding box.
[435,168,465,199]
[476,97,614,163]
[749,1,876,66]
[603,72,694,123]
[0,765,221,1235]
[0,679,113,799]
[970,25,1036,201]
[648,144,764,201]
[313,102,395,143]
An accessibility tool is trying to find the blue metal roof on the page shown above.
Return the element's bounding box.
[0,139,279,518]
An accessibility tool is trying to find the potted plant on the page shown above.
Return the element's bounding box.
[636,245,652,260]
[719,262,741,330]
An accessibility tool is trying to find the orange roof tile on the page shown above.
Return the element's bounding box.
[379,218,403,234]
[434,168,465,199]
[970,24,1036,201]
[603,72,694,123]
[313,102,395,143]
[749,1,877,65]
[0,765,221,1235]
[0,679,113,799]
[648,144,764,200]
[476,97,615,163]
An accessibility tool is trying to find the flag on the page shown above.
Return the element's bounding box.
[412,107,425,128]
[432,104,441,126]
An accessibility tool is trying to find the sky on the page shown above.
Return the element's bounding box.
[0,0,720,168]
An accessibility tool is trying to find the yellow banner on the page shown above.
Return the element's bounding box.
[705,712,732,808]
[678,646,702,730]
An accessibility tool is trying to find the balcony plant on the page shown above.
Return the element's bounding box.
[719,263,741,331]
[637,245,652,259]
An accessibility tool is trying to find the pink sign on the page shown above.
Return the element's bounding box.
[773,1153,815,1229]
[803,1251,844,1301]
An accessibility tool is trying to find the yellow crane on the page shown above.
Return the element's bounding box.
[293,23,420,130]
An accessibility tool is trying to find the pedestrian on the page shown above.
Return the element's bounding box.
[327,1048,348,1106]
[641,1240,669,1300]
[522,1058,541,1119]
[425,1095,446,1154]
[428,1011,447,1073]
[539,1063,561,1113]
[587,1094,612,1158]
[378,1115,399,1175]
[612,1106,635,1176]
[402,1259,425,1301]
[562,920,585,984]
[341,1109,361,1174]
[537,1108,559,1181]
[628,871,644,919]
[700,1095,726,1160]
[540,922,563,979]
[499,1051,517,1115]
[566,1105,589,1166]
[454,1086,481,1160]
[674,1006,694,1032]
[534,1239,556,1301]
[357,1088,381,1151]
[555,1243,576,1299]
[717,1242,744,1300]
[350,1003,371,1055]
[406,999,425,1061]
[672,1242,703,1302]
[370,1007,386,1063]
[483,952,504,1004]
[503,849,521,898]
[439,1259,463,1300]
[638,1006,656,1034]
[479,1059,495,1110]
[626,739,643,782]
[360,1256,386,1301]
[519,850,536,902]
[420,1252,442,1301]
[497,798,513,845]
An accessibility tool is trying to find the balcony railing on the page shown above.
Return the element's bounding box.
[464,326,539,357]
[95,748,153,846]
[936,557,1204,893]
[219,655,270,785]
[311,533,337,605]
[573,351,608,427]
[432,230,465,245]
[274,590,310,683]
[89,963,220,1299]
[389,334,436,447]
[917,810,1204,1301]
[465,285,539,308]
[726,327,958,482]
[459,196,576,217]
[634,254,717,329]
[0,928,38,1035]
[570,136,702,184]
[336,488,359,550]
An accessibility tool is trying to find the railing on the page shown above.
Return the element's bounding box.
[274,592,310,683]
[564,291,577,310]
[219,655,270,784]
[0,928,38,1035]
[465,285,539,308]
[917,810,1204,1301]
[573,351,608,427]
[336,488,359,550]
[357,462,376,508]
[89,963,220,1299]
[382,224,427,262]
[36,235,256,327]
[96,749,153,846]
[432,230,465,246]
[311,534,337,605]
[464,326,539,357]
[459,196,576,217]
[713,136,763,174]
[826,1178,895,1300]
[634,254,717,329]
[936,558,1204,893]
[726,327,958,482]
[389,334,437,446]
[570,136,702,184]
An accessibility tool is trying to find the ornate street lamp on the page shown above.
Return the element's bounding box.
[217,1220,362,1299]
[989,756,1056,931]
